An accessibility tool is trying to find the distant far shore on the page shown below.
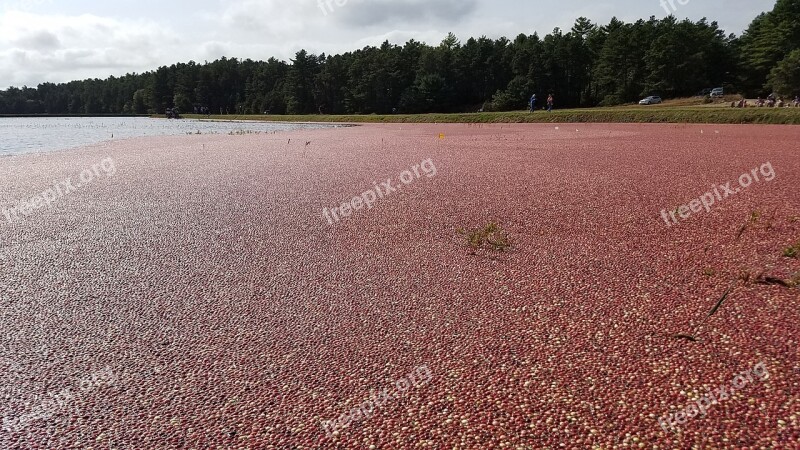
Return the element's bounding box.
[6,100,800,125]
[174,105,800,125]
[140,95,800,126]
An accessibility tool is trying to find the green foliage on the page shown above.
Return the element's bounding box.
[132,89,149,114]
[0,2,796,115]
[768,49,800,96]
[284,50,321,114]
[173,92,193,113]
[182,106,800,125]
[643,18,735,98]
[784,241,800,258]
[457,223,512,252]
[738,0,800,95]
[489,76,535,111]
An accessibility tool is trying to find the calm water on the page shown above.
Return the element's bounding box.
[0,117,335,156]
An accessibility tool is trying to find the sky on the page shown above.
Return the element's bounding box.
[0,0,777,89]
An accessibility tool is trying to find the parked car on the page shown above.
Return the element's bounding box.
[697,88,713,97]
[639,96,663,105]
[710,87,724,98]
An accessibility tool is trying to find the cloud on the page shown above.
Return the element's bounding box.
[353,29,451,48]
[219,0,310,36]
[10,30,60,51]
[0,0,776,89]
[200,41,230,61]
[0,0,52,13]
[0,11,175,86]
[330,0,478,27]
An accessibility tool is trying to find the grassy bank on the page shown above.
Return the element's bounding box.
[178,105,800,125]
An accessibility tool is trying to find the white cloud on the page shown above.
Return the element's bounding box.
[10,30,60,50]
[0,11,176,85]
[220,0,310,36]
[330,0,478,27]
[0,0,778,89]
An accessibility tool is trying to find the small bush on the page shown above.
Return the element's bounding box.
[457,222,512,252]
[783,242,800,258]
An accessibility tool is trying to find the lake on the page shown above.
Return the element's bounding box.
[0,117,336,156]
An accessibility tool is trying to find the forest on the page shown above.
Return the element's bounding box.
[1,0,798,115]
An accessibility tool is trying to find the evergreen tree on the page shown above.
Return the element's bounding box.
[0,2,792,114]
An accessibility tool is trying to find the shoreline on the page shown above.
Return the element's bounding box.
[175,106,800,125]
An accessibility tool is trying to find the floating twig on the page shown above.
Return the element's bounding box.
[707,283,735,318]
[755,276,793,288]
[673,334,699,342]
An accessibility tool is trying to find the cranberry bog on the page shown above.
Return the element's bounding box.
[0,123,798,449]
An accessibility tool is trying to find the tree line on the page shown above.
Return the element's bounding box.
[1,0,798,115]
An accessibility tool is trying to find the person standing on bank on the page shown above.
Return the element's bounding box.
[547,94,554,112]
[530,94,537,112]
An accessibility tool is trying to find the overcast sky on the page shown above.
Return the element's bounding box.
[0,0,776,89]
